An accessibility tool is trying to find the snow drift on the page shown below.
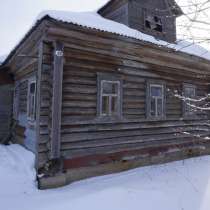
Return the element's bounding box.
[1,144,210,210]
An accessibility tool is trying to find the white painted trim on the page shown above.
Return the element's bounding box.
[183,83,196,116]
[27,77,37,123]
[150,84,164,118]
[100,80,121,117]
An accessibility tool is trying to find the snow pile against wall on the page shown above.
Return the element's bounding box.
[36,11,210,61]
[1,144,210,210]
[0,144,36,196]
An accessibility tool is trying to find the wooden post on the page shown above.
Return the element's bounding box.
[35,41,43,170]
[51,41,64,159]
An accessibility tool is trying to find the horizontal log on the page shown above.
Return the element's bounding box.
[61,118,210,132]
[61,132,210,150]
[61,125,209,143]
[61,136,210,158]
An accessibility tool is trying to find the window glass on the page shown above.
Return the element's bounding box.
[157,98,163,116]
[111,97,118,114]
[149,84,164,118]
[30,83,36,94]
[27,80,36,121]
[102,82,118,94]
[150,98,156,117]
[100,80,120,117]
[184,85,196,116]
[185,87,195,97]
[102,96,109,115]
[151,86,162,97]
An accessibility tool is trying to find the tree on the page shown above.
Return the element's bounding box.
[177,0,210,49]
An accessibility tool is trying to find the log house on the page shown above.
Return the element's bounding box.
[1,0,210,189]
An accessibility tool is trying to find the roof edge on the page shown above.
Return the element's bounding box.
[2,12,210,67]
[2,16,51,67]
[97,0,113,13]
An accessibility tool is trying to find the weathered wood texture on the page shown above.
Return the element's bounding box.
[128,0,177,42]
[51,41,64,159]
[7,21,47,148]
[0,68,13,84]
[99,0,129,25]
[18,80,28,113]
[98,0,181,42]
[36,20,210,171]
[0,85,13,142]
[37,41,54,167]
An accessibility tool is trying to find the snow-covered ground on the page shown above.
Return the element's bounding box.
[1,144,210,210]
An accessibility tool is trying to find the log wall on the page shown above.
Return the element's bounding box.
[37,21,210,172]
[37,41,54,167]
[0,84,13,143]
[60,48,209,160]
[8,21,46,152]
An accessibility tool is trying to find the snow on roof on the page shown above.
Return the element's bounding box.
[36,10,210,61]
[3,10,210,66]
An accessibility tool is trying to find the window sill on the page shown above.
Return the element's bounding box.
[96,115,124,123]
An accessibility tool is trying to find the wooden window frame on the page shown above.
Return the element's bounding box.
[146,81,166,120]
[183,83,196,118]
[97,73,122,120]
[27,78,37,123]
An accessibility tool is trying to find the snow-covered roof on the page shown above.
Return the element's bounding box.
[37,11,210,61]
[3,10,210,65]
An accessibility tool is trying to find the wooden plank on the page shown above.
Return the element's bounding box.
[35,41,44,169]
[50,41,64,159]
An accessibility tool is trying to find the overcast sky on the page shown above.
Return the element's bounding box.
[0,0,108,56]
[0,0,209,56]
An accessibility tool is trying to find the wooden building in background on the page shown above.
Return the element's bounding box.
[1,0,210,189]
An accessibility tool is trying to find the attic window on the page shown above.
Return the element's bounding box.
[145,15,163,32]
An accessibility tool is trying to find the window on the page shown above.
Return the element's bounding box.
[98,74,122,118]
[27,79,36,121]
[147,83,165,119]
[183,84,196,116]
[145,14,163,32]
[100,80,120,116]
